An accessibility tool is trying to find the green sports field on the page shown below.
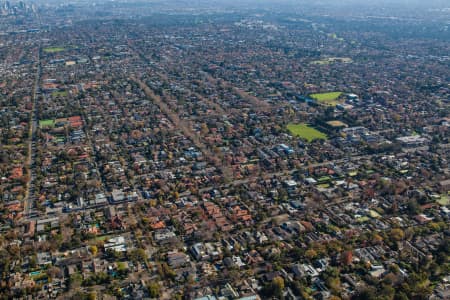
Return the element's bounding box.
[43,47,65,53]
[309,92,343,106]
[287,123,327,142]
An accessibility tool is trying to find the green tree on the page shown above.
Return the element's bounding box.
[407,199,421,215]
[353,287,377,300]
[69,273,83,289]
[326,276,341,294]
[394,291,409,300]
[380,283,395,299]
[128,248,147,263]
[147,282,161,298]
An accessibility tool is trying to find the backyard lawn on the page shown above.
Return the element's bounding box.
[39,119,55,127]
[51,90,68,97]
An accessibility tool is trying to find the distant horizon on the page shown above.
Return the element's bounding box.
[21,0,450,6]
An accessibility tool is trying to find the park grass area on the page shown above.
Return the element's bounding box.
[51,90,68,97]
[287,123,327,142]
[309,92,343,106]
[43,47,65,53]
[309,92,344,106]
[437,195,449,206]
[39,119,55,127]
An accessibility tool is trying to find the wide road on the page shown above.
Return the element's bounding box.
[24,49,41,217]
[131,76,233,180]
[197,153,380,194]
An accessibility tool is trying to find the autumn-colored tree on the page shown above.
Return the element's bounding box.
[305,249,317,260]
[89,245,98,256]
[341,250,353,266]
[390,228,405,242]
[200,123,209,135]
[272,276,285,298]
[372,233,383,245]
[87,292,97,300]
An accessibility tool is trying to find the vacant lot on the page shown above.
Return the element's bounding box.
[287,123,327,142]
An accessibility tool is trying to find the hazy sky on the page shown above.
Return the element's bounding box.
[230,0,447,9]
[28,0,450,10]
[188,0,449,5]
[148,0,450,11]
[171,0,450,13]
